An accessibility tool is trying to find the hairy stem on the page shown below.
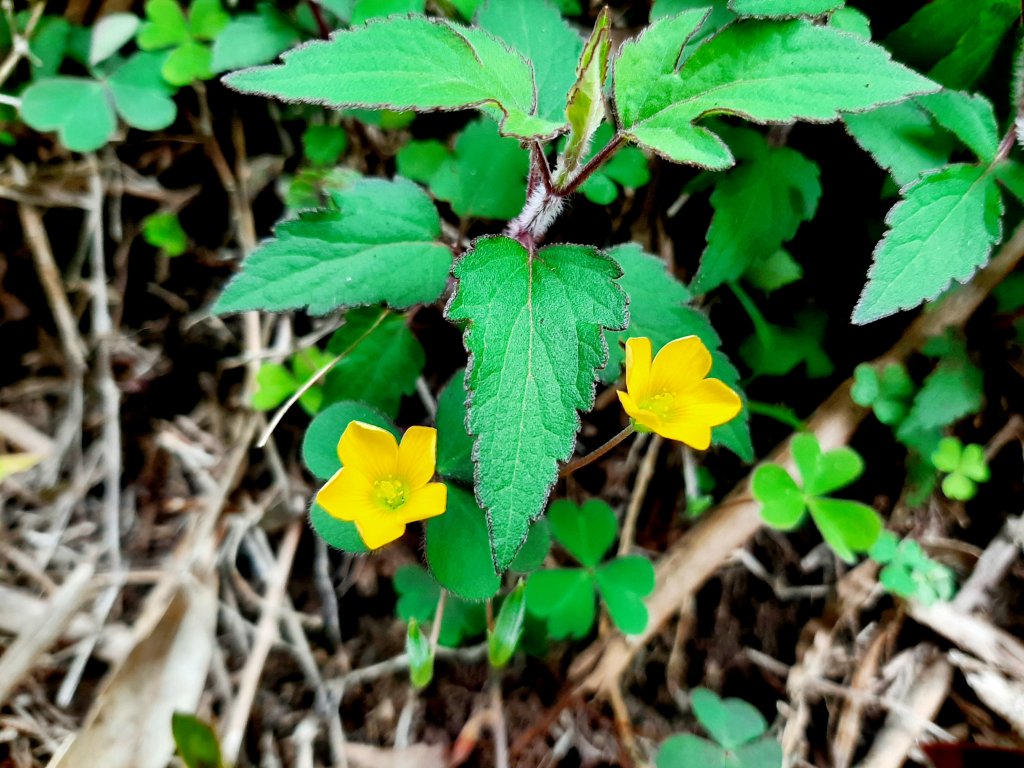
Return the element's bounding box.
[560,424,636,478]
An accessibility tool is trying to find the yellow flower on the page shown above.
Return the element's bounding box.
[617,336,742,450]
[316,421,447,549]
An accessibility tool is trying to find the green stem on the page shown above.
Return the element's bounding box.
[747,400,805,431]
[729,281,774,348]
[560,424,636,478]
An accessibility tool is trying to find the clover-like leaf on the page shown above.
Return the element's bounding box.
[930,436,963,473]
[509,518,551,574]
[751,464,805,529]
[310,502,369,554]
[211,5,301,72]
[691,688,768,750]
[806,497,883,563]
[594,556,655,635]
[548,498,617,568]
[301,400,397,480]
[20,77,116,152]
[525,568,596,640]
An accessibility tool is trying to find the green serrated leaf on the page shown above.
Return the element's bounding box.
[351,0,424,26]
[614,15,936,168]
[730,0,841,18]
[548,498,617,568]
[428,118,529,219]
[322,309,424,417]
[691,687,767,749]
[595,555,655,635]
[426,485,500,601]
[898,353,984,436]
[752,464,805,529]
[172,713,223,768]
[225,16,562,139]
[211,6,301,72]
[844,101,955,187]
[310,501,369,553]
[20,77,116,152]
[108,51,178,131]
[853,165,1003,324]
[447,236,627,570]
[917,90,999,162]
[435,371,474,483]
[806,496,882,563]
[215,177,451,315]
[829,7,870,39]
[302,400,397,479]
[477,0,581,123]
[693,134,821,292]
[525,568,596,639]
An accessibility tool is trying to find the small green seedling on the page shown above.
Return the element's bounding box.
[488,581,527,668]
[656,688,781,768]
[142,211,188,257]
[851,362,916,425]
[753,433,882,562]
[393,564,486,648]
[172,712,223,768]
[137,0,229,85]
[252,346,334,416]
[406,619,433,688]
[525,499,655,639]
[869,531,956,605]
[931,437,990,501]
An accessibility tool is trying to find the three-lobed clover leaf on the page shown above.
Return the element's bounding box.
[525,499,655,639]
[851,362,916,426]
[931,436,990,501]
[656,688,782,768]
[870,531,957,605]
[753,434,882,562]
[137,0,228,85]
[20,51,177,152]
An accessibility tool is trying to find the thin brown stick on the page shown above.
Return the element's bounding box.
[618,435,662,556]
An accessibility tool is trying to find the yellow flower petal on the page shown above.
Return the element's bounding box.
[316,467,376,522]
[356,516,407,549]
[397,425,437,489]
[397,482,447,525]
[624,337,652,400]
[688,378,743,425]
[649,335,712,394]
[337,421,398,481]
[617,390,664,433]
[659,421,712,450]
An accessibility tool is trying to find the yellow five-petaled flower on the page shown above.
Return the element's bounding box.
[617,336,742,450]
[316,421,447,550]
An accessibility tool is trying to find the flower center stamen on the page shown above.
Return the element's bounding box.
[374,477,408,510]
[640,391,675,418]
